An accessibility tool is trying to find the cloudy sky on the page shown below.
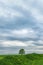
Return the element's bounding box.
[0,0,43,54]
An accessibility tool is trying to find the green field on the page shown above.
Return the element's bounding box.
[0,54,43,65]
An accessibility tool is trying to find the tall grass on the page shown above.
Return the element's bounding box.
[0,54,43,65]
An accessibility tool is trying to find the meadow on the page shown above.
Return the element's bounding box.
[0,54,43,65]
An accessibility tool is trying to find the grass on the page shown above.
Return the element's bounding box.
[0,53,43,65]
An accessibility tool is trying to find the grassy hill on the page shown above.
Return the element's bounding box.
[0,54,43,65]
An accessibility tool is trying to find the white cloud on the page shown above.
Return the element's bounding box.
[11,28,37,38]
[36,46,43,48]
[0,29,28,39]
[25,41,35,46]
[11,29,28,38]
[35,40,43,45]
[0,0,43,54]
[36,0,43,7]
[0,0,43,23]
[0,7,23,18]
[0,0,25,19]
[37,40,43,44]
[31,8,43,23]
[0,0,28,9]
[0,28,38,40]
[0,40,27,47]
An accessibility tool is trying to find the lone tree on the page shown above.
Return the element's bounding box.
[19,49,25,54]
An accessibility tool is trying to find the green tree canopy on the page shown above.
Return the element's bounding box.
[19,49,25,55]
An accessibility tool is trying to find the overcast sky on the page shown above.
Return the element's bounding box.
[0,0,43,54]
